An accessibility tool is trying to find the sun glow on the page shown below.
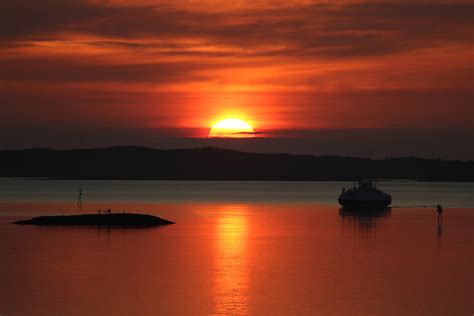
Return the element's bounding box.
[208,118,255,138]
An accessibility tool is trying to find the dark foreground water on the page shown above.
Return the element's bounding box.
[0,180,473,315]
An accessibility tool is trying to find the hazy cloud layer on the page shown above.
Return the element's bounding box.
[2,1,472,55]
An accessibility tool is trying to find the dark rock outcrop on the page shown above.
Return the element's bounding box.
[14,213,174,227]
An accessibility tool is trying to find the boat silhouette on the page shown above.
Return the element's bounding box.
[338,179,392,208]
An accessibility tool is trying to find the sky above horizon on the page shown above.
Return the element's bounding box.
[0,0,473,158]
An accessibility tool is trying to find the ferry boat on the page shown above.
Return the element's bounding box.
[338,179,391,208]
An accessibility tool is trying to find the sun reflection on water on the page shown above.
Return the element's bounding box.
[213,205,249,315]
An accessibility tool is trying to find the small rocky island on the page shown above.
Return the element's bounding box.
[14,213,174,227]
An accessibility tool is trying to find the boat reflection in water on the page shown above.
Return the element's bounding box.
[339,206,392,231]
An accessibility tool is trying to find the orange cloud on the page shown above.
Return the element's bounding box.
[0,0,472,151]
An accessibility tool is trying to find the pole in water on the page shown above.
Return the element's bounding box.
[77,188,83,210]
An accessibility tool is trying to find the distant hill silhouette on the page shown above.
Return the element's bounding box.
[1,146,473,181]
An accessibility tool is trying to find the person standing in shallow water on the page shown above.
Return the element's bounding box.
[437,204,443,225]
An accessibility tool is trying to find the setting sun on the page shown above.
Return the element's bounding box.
[209,118,255,138]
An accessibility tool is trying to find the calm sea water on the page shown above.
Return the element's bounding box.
[0,180,473,315]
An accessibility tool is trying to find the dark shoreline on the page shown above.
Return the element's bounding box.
[1,146,473,181]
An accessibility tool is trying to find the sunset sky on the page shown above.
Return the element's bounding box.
[1,0,473,158]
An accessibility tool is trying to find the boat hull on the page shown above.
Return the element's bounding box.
[338,196,391,208]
